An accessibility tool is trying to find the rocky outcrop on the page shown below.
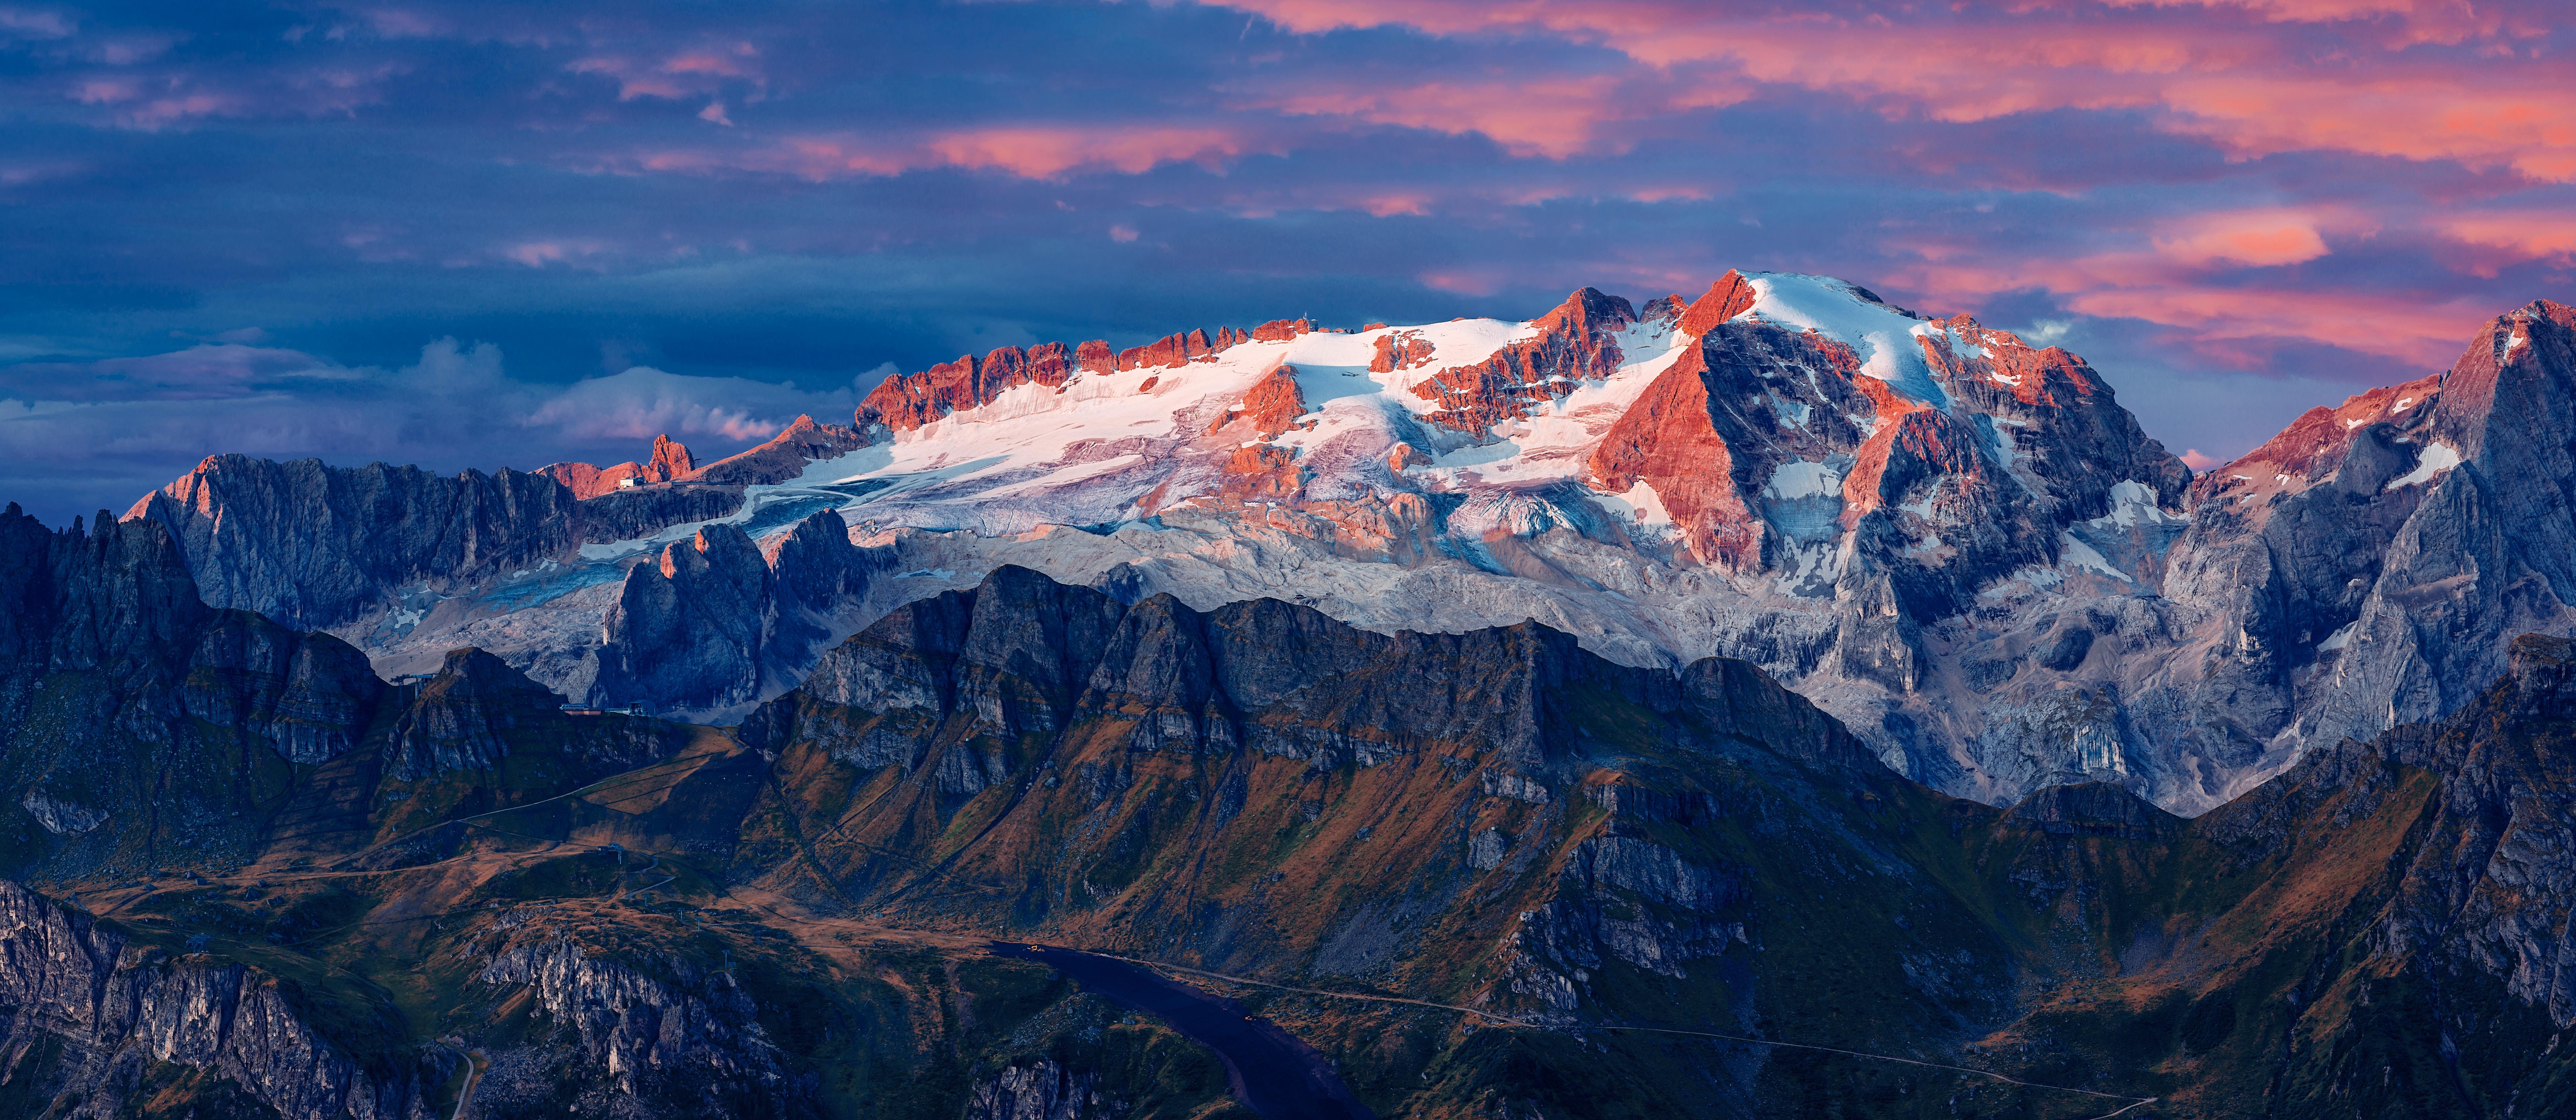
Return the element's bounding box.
[0,880,431,1120]
[127,455,583,631]
[1411,286,1641,434]
[183,611,386,765]
[964,1059,1115,1120]
[1368,330,1435,373]
[573,481,747,543]
[1206,363,1309,440]
[593,524,775,712]
[590,510,870,713]
[679,414,868,487]
[385,647,575,780]
[539,433,699,498]
[471,921,800,1113]
[861,344,1090,430]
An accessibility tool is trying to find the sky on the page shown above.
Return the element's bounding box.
[2,0,2570,525]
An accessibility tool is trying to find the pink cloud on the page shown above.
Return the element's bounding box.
[2442,213,2576,273]
[624,124,1262,182]
[565,41,765,103]
[2151,208,2331,267]
[2061,285,2483,366]
[1264,76,1629,158]
[1213,1,2576,181]
[1418,268,1508,296]
[927,125,1247,178]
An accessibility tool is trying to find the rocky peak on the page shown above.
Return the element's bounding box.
[1585,274,2184,606]
[1250,317,1313,341]
[2141,294,2576,811]
[592,511,870,715]
[1207,363,1310,440]
[0,505,206,676]
[648,433,695,478]
[1409,286,1638,435]
[678,414,868,487]
[386,646,566,780]
[1675,269,1757,336]
[536,433,701,499]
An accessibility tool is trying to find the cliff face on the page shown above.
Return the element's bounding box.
[2125,299,2576,807]
[0,505,386,873]
[126,455,583,631]
[0,880,433,1120]
[463,916,807,1117]
[590,509,871,714]
[125,452,747,636]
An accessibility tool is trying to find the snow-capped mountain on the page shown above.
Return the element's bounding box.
[122,276,2576,813]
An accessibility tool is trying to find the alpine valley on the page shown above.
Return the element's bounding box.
[2,273,2573,1119]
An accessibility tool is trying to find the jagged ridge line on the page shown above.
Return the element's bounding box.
[1069,949,2160,1117]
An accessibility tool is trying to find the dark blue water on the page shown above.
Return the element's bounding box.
[988,942,1377,1120]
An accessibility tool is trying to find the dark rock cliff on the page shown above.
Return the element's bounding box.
[0,505,386,873]
[0,880,435,1120]
[590,509,871,714]
[126,455,583,631]
[126,454,748,633]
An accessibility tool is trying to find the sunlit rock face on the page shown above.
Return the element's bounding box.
[113,277,2576,813]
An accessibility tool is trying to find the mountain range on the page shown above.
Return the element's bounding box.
[1,274,2570,1118]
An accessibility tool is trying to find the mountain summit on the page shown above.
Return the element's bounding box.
[119,280,2576,816]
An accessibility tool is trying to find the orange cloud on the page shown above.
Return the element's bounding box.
[2152,208,2331,267]
[1215,0,2576,181]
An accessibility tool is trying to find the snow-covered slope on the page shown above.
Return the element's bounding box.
[128,270,2576,814]
[321,271,2194,796]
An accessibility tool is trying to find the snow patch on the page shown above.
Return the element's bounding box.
[2318,621,2358,651]
[1767,392,1811,429]
[1592,481,1676,530]
[1763,460,1844,500]
[2383,441,2460,491]
[1739,273,1950,408]
[2057,531,2131,581]
[2095,480,2180,527]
